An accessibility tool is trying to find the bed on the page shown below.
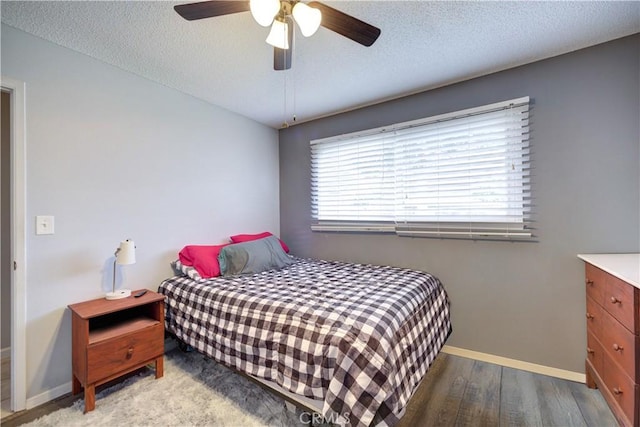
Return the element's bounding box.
[158,254,451,427]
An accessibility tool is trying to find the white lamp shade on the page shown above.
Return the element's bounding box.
[292,2,321,37]
[250,0,280,27]
[116,240,136,265]
[266,19,289,49]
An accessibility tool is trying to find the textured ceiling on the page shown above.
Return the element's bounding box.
[1,1,639,128]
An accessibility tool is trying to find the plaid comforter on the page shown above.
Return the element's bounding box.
[158,258,451,427]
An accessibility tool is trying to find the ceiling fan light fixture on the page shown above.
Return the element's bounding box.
[266,18,290,50]
[292,2,321,37]
[250,0,280,27]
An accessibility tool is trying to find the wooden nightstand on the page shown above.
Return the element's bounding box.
[68,290,165,413]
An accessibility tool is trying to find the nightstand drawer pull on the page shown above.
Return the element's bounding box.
[610,296,621,304]
[126,347,134,359]
[613,387,623,395]
[586,279,594,286]
[586,347,595,355]
[586,312,594,320]
[612,343,623,352]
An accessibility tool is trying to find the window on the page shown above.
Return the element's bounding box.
[310,97,531,240]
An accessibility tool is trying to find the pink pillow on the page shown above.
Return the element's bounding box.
[178,244,228,278]
[229,232,290,253]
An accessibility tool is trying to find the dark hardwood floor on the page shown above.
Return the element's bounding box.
[2,352,616,427]
[398,353,617,427]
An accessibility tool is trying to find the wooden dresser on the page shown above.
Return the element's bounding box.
[578,254,640,427]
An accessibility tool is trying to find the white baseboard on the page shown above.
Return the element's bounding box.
[26,381,71,410]
[441,345,586,383]
[0,347,10,359]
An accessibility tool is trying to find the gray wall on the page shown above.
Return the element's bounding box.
[279,34,640,373]
[1,90,9,351]
[2,24,281,402]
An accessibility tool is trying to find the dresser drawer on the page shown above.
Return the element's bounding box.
[585,264,606,306]
[603,352,639,425]
[586,296,604,338]
[87,323,163,384]
[587,331,604,375]
[604,273,638,333]
[601,310,638,381]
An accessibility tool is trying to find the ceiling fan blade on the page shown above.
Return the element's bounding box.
[308,1,380,47]
[174,1,249,21]
[274,19,293,71]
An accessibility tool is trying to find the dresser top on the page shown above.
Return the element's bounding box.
[577,253,640,289]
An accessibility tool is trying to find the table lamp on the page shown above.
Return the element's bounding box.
[106,239,135,300]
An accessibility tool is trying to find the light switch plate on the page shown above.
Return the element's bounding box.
[36,215,55,235]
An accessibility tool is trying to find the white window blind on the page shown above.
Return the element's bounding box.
[310,97,531,240]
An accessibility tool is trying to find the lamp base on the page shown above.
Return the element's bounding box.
[105,289,132,300]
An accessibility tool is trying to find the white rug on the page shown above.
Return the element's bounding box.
[25,349,307,427]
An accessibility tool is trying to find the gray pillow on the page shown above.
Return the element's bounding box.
[218,235,294,276]
[170,259,203,281]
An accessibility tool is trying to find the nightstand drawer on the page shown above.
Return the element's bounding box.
[87,323,163,384]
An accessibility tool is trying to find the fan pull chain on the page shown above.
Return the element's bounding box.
[292,55,296,124]
[281,18,296,128]
[282,64,288,128]
[289,25,297,124]
[291,27,296,124]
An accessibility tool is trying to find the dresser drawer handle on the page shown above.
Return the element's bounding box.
[126,347,134,359]
[610,296,621,304]
[613,387,623,395]
[613,343,623,352]
[586,279,594,286]
[586,347,595,355]
[586,312,594,320]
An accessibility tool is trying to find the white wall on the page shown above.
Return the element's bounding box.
[1,24,280,402]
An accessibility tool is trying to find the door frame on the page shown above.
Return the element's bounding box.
[1,76,27,412]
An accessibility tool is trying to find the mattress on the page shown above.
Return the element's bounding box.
[158,257,451,427]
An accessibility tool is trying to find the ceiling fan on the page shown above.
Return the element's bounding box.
[174,0,381,71]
